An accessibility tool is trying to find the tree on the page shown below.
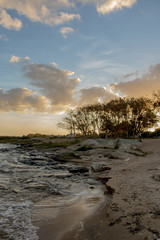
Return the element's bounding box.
[58,95,158,138]
[57,110,76,135]
[128,97,157,136]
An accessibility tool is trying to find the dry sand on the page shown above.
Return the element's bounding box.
[61,139,160,240]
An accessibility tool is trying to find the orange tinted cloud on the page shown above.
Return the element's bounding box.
[110,64,160,98]
[0,9,22,30]
[78,86,117,105]
[0,88,48,112]
[23,63,80,112]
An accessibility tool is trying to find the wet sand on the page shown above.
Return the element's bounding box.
[62,204,142,240]
[36,193,107,240]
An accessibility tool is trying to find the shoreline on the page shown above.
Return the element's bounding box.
[35,186,108,240]
[39,139,160,240]
[61,201,142,240]
[0,139,160,240]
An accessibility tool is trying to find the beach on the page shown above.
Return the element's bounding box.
[61,139,160,240]
[0,138,160,240]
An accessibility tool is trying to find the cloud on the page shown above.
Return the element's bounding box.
[52,12,80,25]
[22,63,80,111]
[0,0,136,30]
[0,9,22,30]
[78,0,137,14]
[96,0,137,14]
[123,71,139,79]
[9,55,30,63]
[0,1,80,28]
[60,26,74,38]
[0,88,48,112]
[78,86,117,106]
[50,62,58,68]
[9,55,21,63]
[110,64,160,98]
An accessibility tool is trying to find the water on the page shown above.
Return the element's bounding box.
[35,188,106,240]
[0,143,107,240]
[0,143,38,240]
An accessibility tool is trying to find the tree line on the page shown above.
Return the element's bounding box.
[58,91,160,138]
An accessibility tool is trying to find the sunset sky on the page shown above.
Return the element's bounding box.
[0,0,160,135]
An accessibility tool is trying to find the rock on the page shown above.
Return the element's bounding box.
[20,159,32,165]
[12,187,21,193]
[24,182,48,190]
[125,150,145,157]
[96,175,112,184]
[50,155,68,163]
[85,138,142,150]
[104,151,129,160]
[68,166,89,174]
[87,178,100,185]
[0,201,38,240]
[24,182,62,195]
[0,184,8,190]
[117,138,142,150]
[30,160,49,166]
[105,184,115,194]
[0,160,12,172]
[91,163,111,172]
[80,138,115,148]
[153,174,160,181]
[53,172,73,178]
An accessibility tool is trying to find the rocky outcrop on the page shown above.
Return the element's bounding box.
[91,163,111,172]
[0,138,145,240]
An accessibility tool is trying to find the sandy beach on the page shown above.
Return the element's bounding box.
[60,139,160,240]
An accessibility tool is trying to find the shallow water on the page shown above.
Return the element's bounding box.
[0,143,108,240]
[35,187,106,240]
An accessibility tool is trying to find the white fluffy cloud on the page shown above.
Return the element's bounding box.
[77,0,136,13]
[0,0,80,28]
[0,9,22,30]
[23,63,80,112]
[0,88,48,112]
[95,0,137,14]
[9,56,30,63]
[9,55,21,63]
[110,64,160,98]
[60,26,74,38]
[0,0,136,30]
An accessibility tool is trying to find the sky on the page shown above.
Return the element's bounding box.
[0,0,160,136]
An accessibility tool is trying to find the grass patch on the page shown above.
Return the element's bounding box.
[76,145,93,151]
[0,137,80,149]
[0,136,33,145]
[32,139,80,149]
[59,152,81,160]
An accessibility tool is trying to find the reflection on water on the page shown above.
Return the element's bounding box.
[36,187,106,240]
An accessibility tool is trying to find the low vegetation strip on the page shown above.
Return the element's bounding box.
[0,137,80,148]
